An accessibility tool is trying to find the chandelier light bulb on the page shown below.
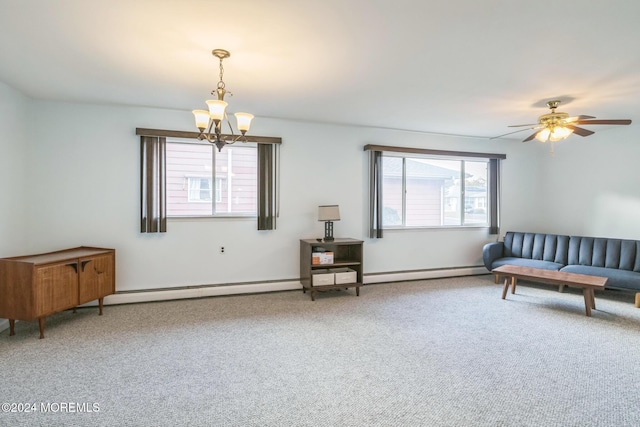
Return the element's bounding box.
[235,112,254,133]
[192,110,210,130]
[206,100,228,122]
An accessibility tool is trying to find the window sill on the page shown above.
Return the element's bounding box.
[168,215,256,221]
[382,225,490,231]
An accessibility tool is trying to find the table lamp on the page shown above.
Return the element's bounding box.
[318,205,340,242]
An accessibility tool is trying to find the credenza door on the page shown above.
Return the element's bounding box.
[34,262,79,317]
[78,253,115,305]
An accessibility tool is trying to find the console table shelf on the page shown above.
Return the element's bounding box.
[300,238,363,301]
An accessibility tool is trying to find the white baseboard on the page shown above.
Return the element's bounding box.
[0,267,488,333]
[101,280,302,306]
[364,266,487,284]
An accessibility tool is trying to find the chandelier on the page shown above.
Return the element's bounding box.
[192,49,254,152]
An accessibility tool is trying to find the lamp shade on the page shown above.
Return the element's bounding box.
[192,110,211,130]
[234,112,254,133]
[535,128,551,142]
[206,100,228,121]
[318,205,340,221]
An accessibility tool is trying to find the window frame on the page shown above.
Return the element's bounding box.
[381,152,489,229]
[365,144,504,237]
[166,138,258,219]
[139,128,281,233]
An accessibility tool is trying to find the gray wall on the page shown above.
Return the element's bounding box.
[3,80,638,294]
[0,82,27,257]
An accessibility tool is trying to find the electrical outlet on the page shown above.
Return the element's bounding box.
[220,246,225,254]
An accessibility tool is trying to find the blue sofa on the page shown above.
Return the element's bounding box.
[483,231,640,307]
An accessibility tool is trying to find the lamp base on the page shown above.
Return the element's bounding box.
[324,221,334,242]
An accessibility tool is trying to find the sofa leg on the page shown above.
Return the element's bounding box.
[635,293,640,308]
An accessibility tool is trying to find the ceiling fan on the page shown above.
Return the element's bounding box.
[493,100,632,143]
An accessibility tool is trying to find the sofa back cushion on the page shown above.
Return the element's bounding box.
[504,232,569,264]
[504,231,640,271]
[567,236,640,272]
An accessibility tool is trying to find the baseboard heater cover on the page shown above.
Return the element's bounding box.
[0,267,487,332]
[95,266,486,306]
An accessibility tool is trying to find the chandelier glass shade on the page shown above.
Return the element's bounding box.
[192,49,254,151]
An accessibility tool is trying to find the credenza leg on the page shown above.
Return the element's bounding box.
[9,319,15,336]
[38,317,46,339]
[98,297,104,316]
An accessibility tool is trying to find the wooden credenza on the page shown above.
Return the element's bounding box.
[0,247,115,339]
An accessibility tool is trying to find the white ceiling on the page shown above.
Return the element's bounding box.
[1,0,639,140]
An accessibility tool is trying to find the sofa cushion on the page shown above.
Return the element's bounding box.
[490,257,564,272]
[503,232,569,264]
[560,265,640,291]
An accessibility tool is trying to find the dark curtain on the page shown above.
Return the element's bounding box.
[369,150,383,238]
[489,158,500,235]
[140,136,167,233]
[257,143,278,230]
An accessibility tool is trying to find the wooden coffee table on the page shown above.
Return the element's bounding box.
[493,265,607,317]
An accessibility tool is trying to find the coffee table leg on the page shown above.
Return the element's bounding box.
[582,289,592,317]
[511,277,517,294]
[501,277,510,299]
[590,289,596,309]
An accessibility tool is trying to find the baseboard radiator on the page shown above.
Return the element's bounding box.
[0,266,486,332]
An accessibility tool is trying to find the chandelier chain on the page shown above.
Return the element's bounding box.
[217,57,225,89]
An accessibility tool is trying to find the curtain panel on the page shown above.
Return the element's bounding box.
[140,136,167,233]
[257,143,279,230]
[369,150,383,238]
[488,158,500,235]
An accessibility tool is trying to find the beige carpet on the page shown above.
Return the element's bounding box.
[1,275,640,426]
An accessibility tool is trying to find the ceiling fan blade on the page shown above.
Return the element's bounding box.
[574,119,632,125]
[565,125,594,137]
[508,123,538,128]
[490,127,538,139]
[522,131,539,142]
[566,115,596,122]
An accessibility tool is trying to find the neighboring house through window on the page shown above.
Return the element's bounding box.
[166,140,258,217]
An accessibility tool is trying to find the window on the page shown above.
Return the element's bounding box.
[366,145,504,237]
[381,155,488,227]
[166,141,258,217]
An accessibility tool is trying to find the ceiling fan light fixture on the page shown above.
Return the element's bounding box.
[495,99,631,153]
[536,128,550,142]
